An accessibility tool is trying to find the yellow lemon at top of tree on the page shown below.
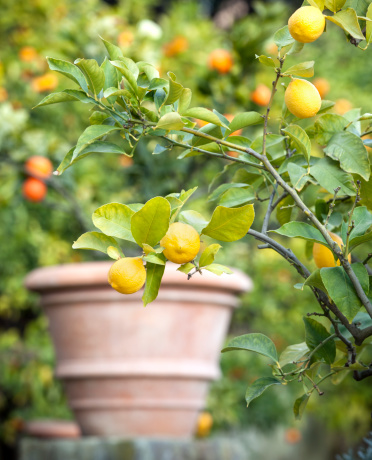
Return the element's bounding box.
[160,222,200,264]
[285,79,321,119]
[313,232,351,269]
[288,6,325,43]
[108,257,146,294]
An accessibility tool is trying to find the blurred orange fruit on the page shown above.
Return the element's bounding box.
[208,49,233,74]
[22,177,47,202]
[251,84,271,106]
[0,88,8,102]
[313,77,330,99]
[163,36,188,57]
[19,46,38,62]
[195,118,209,128]
[119,155,134,167]
[265,42,278,55]
[224,113,242,136]
[334,98,352,115]
[118,30,134,48]
[25,156,53,179]
[31,73,58,92]
[285,428,302,444]
[196,412,213,437]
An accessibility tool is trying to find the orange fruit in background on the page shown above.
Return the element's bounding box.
[334,98,353,115]
[265,42,278,55]
[224,113,242,136]
[313,232,351,269]
[195,118,209,128]
[163,36,188,57]
[208,49,233,74]
[0,88,8,102]
[25,156,53,179]
[196,412,213,437]
[31,72,58,92]
[118,30,134,48]
[250,84,271,106]
[313,77,330,99]
[285,428,302,444]
[19,46,38,62]
[22,177,47,202]
[119,155,134,167]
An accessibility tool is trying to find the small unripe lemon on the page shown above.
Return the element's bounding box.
[288,6,325,43]
[285,79,321,119]
[108,257,146,294]
[313,232,351,269]
[160,222,200,264]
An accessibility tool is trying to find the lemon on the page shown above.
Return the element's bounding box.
[108,257,146,294]
[313,232,351,269]
[288,6,325,43]
[196,412,213,437]
[285,79,321,119]
[160,222,200,264]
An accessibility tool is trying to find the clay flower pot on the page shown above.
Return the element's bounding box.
[25,262,252,438]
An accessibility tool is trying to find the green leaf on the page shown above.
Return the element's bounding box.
[92,203,135,243]
[156,112,185,131]
[227,112,264,133]
[47,57,88,93]
[209,183,248,202]
[344,0,370,16]
[314,114,348,144]
[199,244,222,268]
[191,124,223,147]
[72,125,122,161]
[282,124,311,163]
[366,3,372,46]
[324,132,370,181]
[288,163,312,191]
[349,206,372,240]
[304,268,328,293]
[131,197,170,248]
[320,266,365,321]
[250,134,284,155]
[326,8,365,39]
[310,157,356,196]
[101,58,120,104]
[110,60,139,96]
[255,54,277,67]
[325,0,347,12]
[318,100,336,114]
[166,71,184,104]
[283,61,315,78]
[178,210,208,234]
[222,333,278,362]
[177,262,195,274]
[307,0,325,10]
[279,342,309,367]
[178,88,192,113]
[294,393,310,421]
[34,90,93,108]
[349,231,372,251]
[274,26,295,50]
[101,37,124,61]
[142,261,166,306]
[143,254,166,265]
[74,58,105,98]
[287,41,305,55]
[202,204,255,242]
[359,166,372,210]
[203,264,233,275]
[183,107,226,127]
[107,246,122,260]
[89,111,110,125]
[271,222,327,245]
[218,186,255,207]
[137,61,159,81]
[276,195,295,226]
[245,377,282,408]
[72,231,121,255]
[303,317,336,364]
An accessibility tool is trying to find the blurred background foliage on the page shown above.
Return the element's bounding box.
[0,0,371,458]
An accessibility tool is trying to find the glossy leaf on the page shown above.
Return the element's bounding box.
[282,124,311,163]
[183,107,226,127]
[101,37,124,61]
[72,231,121,255]
[156,112,185,131]
[74,58,105,97]
[92,203,135,243]
[271,222,327,245]
[246,377,282,408]
[303,317,336,364]
[314,114,348,145]
[143,254,166,265]
[310,157,356,196]
[325,0,346,12]
[47,57,88,92]
[304,268,328,293]
[222,333,278,362]
[255,54,277,67]
[218,186,255,207]
[142,260,166,306]
[178,88,192,113]
[283,61,315,78]
[227,112,264,133]
[276,195,295,226]
[349,206,372,240]
[326,8,365,39]
[199,244,222,268]
[166,71,183,104]
[279,342,309,367]
[288,163,311,191]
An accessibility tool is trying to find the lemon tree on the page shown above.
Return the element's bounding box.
[37,1,372,419]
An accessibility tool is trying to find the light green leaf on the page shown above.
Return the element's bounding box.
[107,246,122,260]
[166,71,184,104]
[110,60,139,96]
[203,264,233,275]
[344,0,370,16]
[255,54,277,67]
[47,57,88,92]
[142,260,166,306]
[271,222,327,245]
[199,244,222,268]
[178,210,208,234]
[274,26,295,50]
[325,0,346,12]
[310,157,356,196]
[222,333,278,362]
[288,163,311,191]
[156,112,185,131]
[143,254,166,265]
[245,377,282,408]
[101,37,124,61]
[283,61,315,78]
[72,125,122,160]
[324,132,370,180]
[34,90,93,108]
[131,197,170,248]
[89,111,110,125]
[72,231,121,255]
[178,88,192,113]
[74,58,105,98]
[326,8,365,39]
[282,124,311,163]
[318,100,336,114]
[250,134,284,154]
[218,186,256,207]
[307,0,325,10]
[227,112,264,134]
[92,203,135,243]
[366,3,372,46]
[183,107,226,127]
[304,268,328,293]
[101,58,120,104]
[177,262,195,274]
[314,114,348,144]
[303,317,336,364]
[294,393,311,420]
[279,342,309,367]
[137,61,159,81]
[349,206,372,240]
[359,166,372,210]
[202,204,255,242]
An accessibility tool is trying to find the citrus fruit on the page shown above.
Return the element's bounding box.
[196,412,213,437]
[208,49,233,74]
[313,232,351,269]
[31,73,58,92]
[288,6,325,43]
[160,222,200,264]
[334,99,352,115]
[108,257,146,295]
[224,113,242,136]
[250,84,271,106]
[0,88,8,102]
[25,155,53,179]
[118,30,134,48]
[19,46,38,62]
[285,427,302,444]
[285,79,321,119]
[313,77,330,99]
[163,36,188,57]
[22,177,47,202]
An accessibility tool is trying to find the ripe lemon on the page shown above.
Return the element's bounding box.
[160,222,200,264]
[288,6,325,43]
[196,412,213,437]
[313,232,351,269]
[108,257,146,294]
[285,79,321,119]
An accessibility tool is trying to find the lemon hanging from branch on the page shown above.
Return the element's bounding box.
[160,222,200,264]
[288,6,325,43]
[285,79,321,119]
[108,257,146,294]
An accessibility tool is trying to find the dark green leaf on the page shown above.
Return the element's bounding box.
[294,393,310,420]
[303,317,336,364]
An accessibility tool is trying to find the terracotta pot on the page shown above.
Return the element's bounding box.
[25,262,252,438]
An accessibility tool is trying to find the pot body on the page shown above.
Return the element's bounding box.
[25,262,252,437]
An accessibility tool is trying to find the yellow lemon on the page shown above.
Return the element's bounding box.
[160,222,200,264]
[196,412,213,437]
[288,6,325,43]
[108,257,146,294]
[313,232,351,269]
[285,79,321,119]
